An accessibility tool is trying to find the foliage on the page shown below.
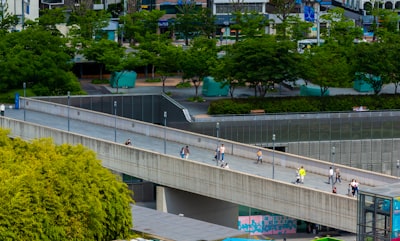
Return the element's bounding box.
[351,42,385,95]
[0,2,18,35]
[173,1,215,45]
[187,96,205,102]
[154,44,184,92]
[176,81,192,88]
[179,37,218,97]
[0,25,80,96]
[208,94,400,114]
[121,10,165,44]
[82,39,125,81]
[68,8,110,41]
[0,129,133,240]
[320,8,363,46]
[224,36,300,97]
[230,11,269,41]
[145,78,162,83]
[300,41,352,97]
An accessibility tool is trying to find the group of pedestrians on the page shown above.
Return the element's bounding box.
[328,167,341,184]
[214,144,225,163]
[294,166,306,184]
[349,179,359,197]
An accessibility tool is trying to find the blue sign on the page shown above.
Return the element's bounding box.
[304,6,315,22]
[15,93,19,110]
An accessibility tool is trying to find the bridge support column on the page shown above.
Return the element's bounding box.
[156,186,238,229]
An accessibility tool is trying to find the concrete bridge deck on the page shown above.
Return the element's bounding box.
[1,100,398,234]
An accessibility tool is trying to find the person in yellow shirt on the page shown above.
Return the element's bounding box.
[299,166,306,184]
[256,149,262,164]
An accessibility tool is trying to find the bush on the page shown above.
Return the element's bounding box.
[145,78,161,83]
[208,94,400,115]
[176,81,191,88]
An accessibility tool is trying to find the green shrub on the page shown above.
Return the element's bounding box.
[145,78,161,83]
[176,81,191,88]
[187,96,205,102]
[208,94,400,115]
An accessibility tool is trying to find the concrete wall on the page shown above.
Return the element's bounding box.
[25,97,400,175]
[156,186,239,228]
[2,117,399,233]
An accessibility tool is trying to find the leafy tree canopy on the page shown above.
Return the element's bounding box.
[0,26,80,95]
[0,129,133,241]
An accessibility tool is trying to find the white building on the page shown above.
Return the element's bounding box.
[1,0,40,30]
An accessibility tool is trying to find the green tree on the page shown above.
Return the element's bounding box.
[0,129,133,240]
[154,44,183,93]
[230,11,269,40]
[135,33,172,79]
[0,26,80,95]
[301,41,352,97]
[180,37,218,97]
[82,39,125,80]
[121,10,165,44]
[68,8,110,42]
[320,8,363,46]
[174,0,204,46]
[377,33,400,94]
[0,1,18,35]
[210,48,247,98]
[227,36,300,97]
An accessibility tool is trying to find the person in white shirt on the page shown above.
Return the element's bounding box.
[328,167,334,184]
[219,144,225,162]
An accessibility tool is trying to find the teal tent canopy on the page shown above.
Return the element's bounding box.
[202,76,229,97]
[110,71,137,88]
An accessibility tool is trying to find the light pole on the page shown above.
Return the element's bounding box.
[397,160,399,178]
[23,82,26,121]
[223,21,229,45]
[164,111,167,154]
[216,122,220,166]
[331,146,336,189]
[67,91,70,131]
[272,134,276,179]
[114,101,117,142]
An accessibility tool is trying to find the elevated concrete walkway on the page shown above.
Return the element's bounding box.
[2,100,398,233]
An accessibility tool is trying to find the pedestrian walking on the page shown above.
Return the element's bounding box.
[328,167,334,184]
[184,145,190,159]
[125,138,132,145]
[219,144,225,162]
[294,168,300,184]
[180,147,185,158]
[256,149,262,164]
[0,104,5,116]
[350,179,357,197]
[214,145,220,162]
[335,168,341,183]
[299,166,306,184]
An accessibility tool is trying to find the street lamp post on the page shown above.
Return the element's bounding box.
[164,111,167,154]
[67,91,70,131]
[23,82,26,121]
[272,134,276,179]
[114,101,117,142]
[397,160,399,178]
[216,122,220,166]
[331,146,336,189]
[223,21,229,45]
